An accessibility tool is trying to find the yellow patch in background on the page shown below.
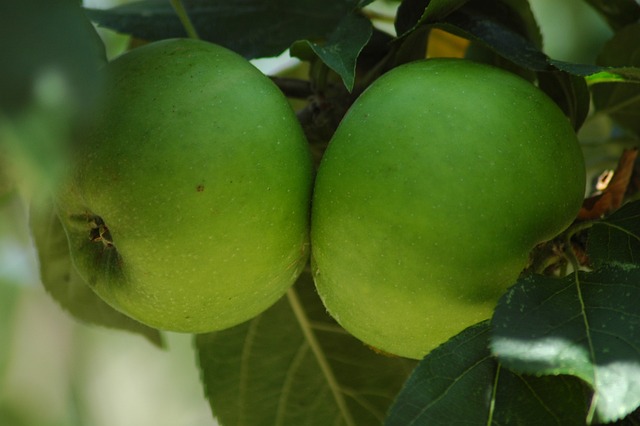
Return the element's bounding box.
[426,28,470,58]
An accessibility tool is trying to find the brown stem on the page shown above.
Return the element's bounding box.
[270,76,313,99]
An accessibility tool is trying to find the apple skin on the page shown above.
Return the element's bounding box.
[311,58,585,359]
[54,39,313,333]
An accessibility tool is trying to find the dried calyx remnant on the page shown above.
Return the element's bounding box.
[88,215,114,248]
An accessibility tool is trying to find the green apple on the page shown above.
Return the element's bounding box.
[311,58,585,359]
[54,39,313,333]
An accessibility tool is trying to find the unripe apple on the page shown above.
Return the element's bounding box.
[311,58,585,359]
[54,39,313,333]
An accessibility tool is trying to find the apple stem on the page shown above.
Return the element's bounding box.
[269,76,313,99]
[170,0,200,40]
[563,220,594,272]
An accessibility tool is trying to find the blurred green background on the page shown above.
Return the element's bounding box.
[0,0,613,425]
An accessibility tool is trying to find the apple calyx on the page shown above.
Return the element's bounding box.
[87,215,114,248]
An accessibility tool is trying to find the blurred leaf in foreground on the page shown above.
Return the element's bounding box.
[0,0,104,114]
[385,321,589,425]
[196,270,416,426]
[0,0,105,193]
[491,265,640,423]
[28,196,163,347]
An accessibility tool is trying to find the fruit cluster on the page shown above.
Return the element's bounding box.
[54,38,585,359]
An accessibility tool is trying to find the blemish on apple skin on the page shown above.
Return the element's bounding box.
[196,184,205,192]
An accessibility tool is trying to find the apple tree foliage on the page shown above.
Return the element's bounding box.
[3,0,640,424]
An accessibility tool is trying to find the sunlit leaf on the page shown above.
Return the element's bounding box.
[196,270,416,426]
[386,321,589,425]
[586,69,640,85]
[28,196,164,347]
[491,265,640,423]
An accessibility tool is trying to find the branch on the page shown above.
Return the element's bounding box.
[270,76,313,99]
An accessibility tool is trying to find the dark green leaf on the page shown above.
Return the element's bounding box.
[493,372,589,425]
[549,60,607,77]
[584,0,640,31]
[537,70,591,130]
[458,0,545,82]
[491,265,640,423]
[587,201,640,267]
[395,0,470,36]
[85,1,182,43]
[499,0,542,48]
[86,0,362,60]
[386,321,589,425]
[439,7,549,71]
[196,270,416,426]
[29,196,164,347]
[591,23,640,135]
[549,60,640,84]
[461,0,543,49]
[297,13,372,91]
[396,0,543,72]
[416,1,634,83]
